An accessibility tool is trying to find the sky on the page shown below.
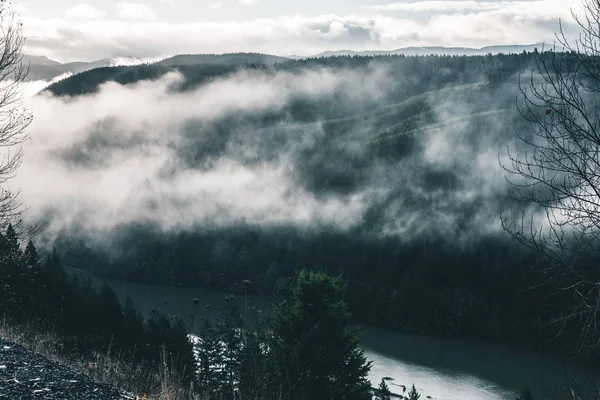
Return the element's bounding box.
[15,0,586,64]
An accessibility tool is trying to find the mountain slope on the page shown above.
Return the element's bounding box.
[25,56,113,81]
[43,63,244,97]
[23,55,61,67]
[25,52,288,82]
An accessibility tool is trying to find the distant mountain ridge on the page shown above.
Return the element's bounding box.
[24,52,290,82]
[25,44,562,83]
[24,55,115,81]
[310,43,564,58]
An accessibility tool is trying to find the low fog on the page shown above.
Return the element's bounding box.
[14,60,529,252]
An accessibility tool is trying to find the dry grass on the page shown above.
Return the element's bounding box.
[0,318,197,400]
[82,343,196,400]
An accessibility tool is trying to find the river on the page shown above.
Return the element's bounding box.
[80,272,599,400]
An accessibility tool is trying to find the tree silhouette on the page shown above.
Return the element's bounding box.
[269,268,372,400]
[502,0,600,355]
[374,378,392,400]
[406,384,421,400]
[0,1,32,232]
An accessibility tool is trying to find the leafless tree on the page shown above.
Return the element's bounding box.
[502,0,600,356]
[0,0,32,234]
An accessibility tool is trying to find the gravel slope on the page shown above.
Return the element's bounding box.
[0,340,133,400]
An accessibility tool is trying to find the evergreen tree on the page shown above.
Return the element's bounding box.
[3,224,22,265]
[215,301,243,399]
[268,268,372,400]
[407,384,420,400]
[23,240,40,268]
[0,225,31,318]
[196,320,226,397]
[45,247,62,272]
[374,378,392,400]
[5,224,20,256]
[166,316,195,383]
[238,328,267,400]
[145,312,172,358]
[44,247,67,287]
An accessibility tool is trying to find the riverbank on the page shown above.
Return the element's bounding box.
[73,265,599,374]
[79,271,600,400]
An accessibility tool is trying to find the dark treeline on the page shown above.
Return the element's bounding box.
[0,224,195,383]
[56,224,581,361]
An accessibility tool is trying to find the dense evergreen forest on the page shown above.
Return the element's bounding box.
[33,50,600,368]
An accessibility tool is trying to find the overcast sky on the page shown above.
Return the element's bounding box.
[17,0,584,62]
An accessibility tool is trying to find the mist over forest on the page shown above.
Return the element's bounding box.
[12,52,580,352]
[23,55,536,243]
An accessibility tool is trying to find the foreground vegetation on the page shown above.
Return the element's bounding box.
[0,224,195,395]
[3,225,428,399]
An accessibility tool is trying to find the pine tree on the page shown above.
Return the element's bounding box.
[24,240,40,268]
[4,224,21,262]
[166,316,195,383]
[407,384,421,400]
[374,378,392,400]
[238,328,267,400]
[215,301,243,398]
[43,247,68,289]
[268,268,372,400]
[45,247,62,272]
[0,225,31,318]
[195,320,226,397]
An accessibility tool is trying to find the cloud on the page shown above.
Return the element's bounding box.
[367,0,515,13]
[12,58,531,251]
[209,1,223,9]
[65,4,107,20]
[18,68,376,241]
[14,2,31,14]
[115,2,157,21]
[22,72,74,97]
[21,5,580,63]
[108,55,167,66]
[367,0,579,14]
[239,0,262,5]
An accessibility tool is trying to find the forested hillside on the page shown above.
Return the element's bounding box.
[28,51,595,363]
[26,52,290,83]
[45,51,540,97]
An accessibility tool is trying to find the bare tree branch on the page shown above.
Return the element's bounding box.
[502,0,600,356]
[0,1,33,237]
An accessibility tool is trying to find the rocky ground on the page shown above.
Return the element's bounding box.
[0,339,133,400]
